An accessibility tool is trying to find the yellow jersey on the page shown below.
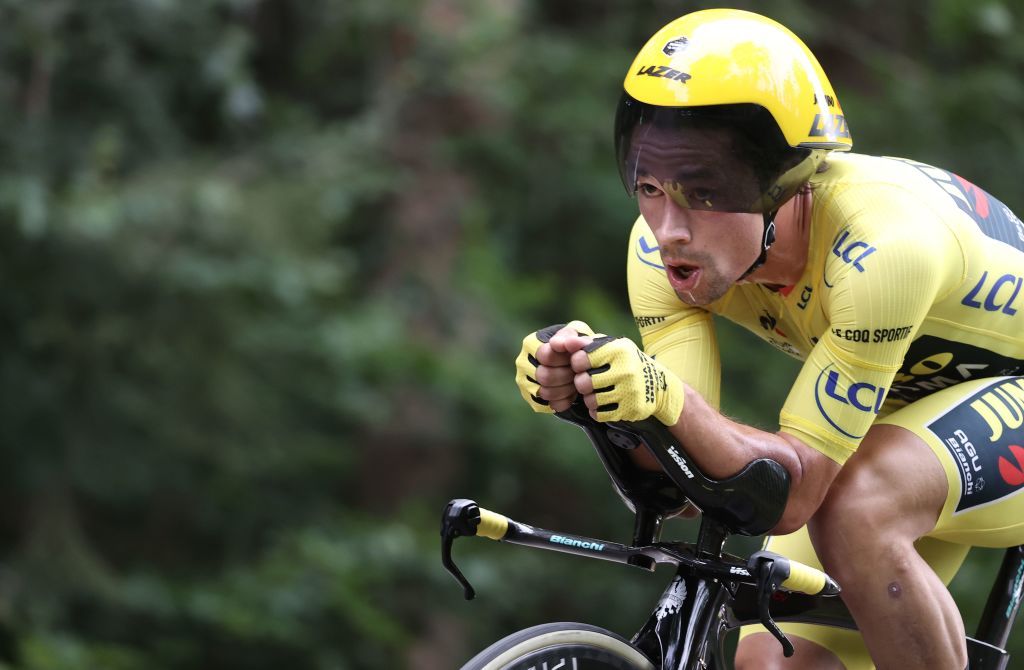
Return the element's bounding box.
[628,153,1024,463]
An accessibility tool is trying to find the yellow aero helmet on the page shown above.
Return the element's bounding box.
[626,8,851,150]
[615,9,852,214]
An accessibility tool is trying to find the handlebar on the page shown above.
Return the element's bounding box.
[442,499,839,598]
[749,550,840,598]
[782,559,839,596]
[440,498,841,659]
[440,399,815,660]
[476,507,509,540]
[746,549,840,657]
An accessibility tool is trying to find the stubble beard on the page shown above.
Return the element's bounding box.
[666,253,736,306]
[673,269,733,306]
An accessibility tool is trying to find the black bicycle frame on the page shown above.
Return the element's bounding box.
[443,405,1023,669]
[444,497,1023,669]
[564,407,1023,667]
[967,544,1024,670]
[635,548,1022,670]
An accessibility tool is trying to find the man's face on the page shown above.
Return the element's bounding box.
[629,124,763,305]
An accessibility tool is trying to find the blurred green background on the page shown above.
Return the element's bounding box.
[0,0,1022,668]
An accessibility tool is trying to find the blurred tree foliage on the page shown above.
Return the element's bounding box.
[0,0,1021,668]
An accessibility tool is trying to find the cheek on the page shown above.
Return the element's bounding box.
[638,199,674,243]
[637,197,659,225]
[696,214,761,266]
[722,214,763,247]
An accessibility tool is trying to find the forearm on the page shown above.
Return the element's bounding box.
[668,384,837,533]
[671,385,800,479]
[620,385,788,473]
[568,334,838,532]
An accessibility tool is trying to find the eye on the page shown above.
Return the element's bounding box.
[637,182,662,197]
[691,188,714,208]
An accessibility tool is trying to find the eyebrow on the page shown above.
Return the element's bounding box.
[672,166,716,181]
[634,164,717,180]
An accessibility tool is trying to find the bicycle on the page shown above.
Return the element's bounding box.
[440,402,1024,669]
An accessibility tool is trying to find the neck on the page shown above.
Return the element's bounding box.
[745,188,812,288]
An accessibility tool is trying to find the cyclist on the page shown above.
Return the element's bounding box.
[515,9,1024,670]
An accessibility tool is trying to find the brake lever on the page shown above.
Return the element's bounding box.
[440,498,480,600]
[749,554,795,657]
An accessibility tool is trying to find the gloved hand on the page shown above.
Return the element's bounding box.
[574,336,685,425]
[515,320,600,413]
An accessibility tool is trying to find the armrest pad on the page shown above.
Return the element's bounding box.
[557,404,790,536]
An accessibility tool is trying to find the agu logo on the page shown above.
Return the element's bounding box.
[929,377,1024,514]
[999,445,1024,487]
[814,364,887,439]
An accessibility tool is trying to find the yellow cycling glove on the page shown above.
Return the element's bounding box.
[583,336,685,426]
[515,320,599,413]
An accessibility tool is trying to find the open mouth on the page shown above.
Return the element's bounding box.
[665,262,701,292]
[670,263,697,280]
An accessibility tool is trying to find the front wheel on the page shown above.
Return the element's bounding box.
[460,622,656,670]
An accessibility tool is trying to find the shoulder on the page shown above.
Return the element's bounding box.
[811,153,1004,242]
[810,154,967,296]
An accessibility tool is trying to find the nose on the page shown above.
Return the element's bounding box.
[650,196,693,246]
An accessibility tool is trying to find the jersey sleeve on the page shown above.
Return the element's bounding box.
[627,217,722,409]
[778,186,965,463]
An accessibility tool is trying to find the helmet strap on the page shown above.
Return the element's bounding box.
[736,211,777,282]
